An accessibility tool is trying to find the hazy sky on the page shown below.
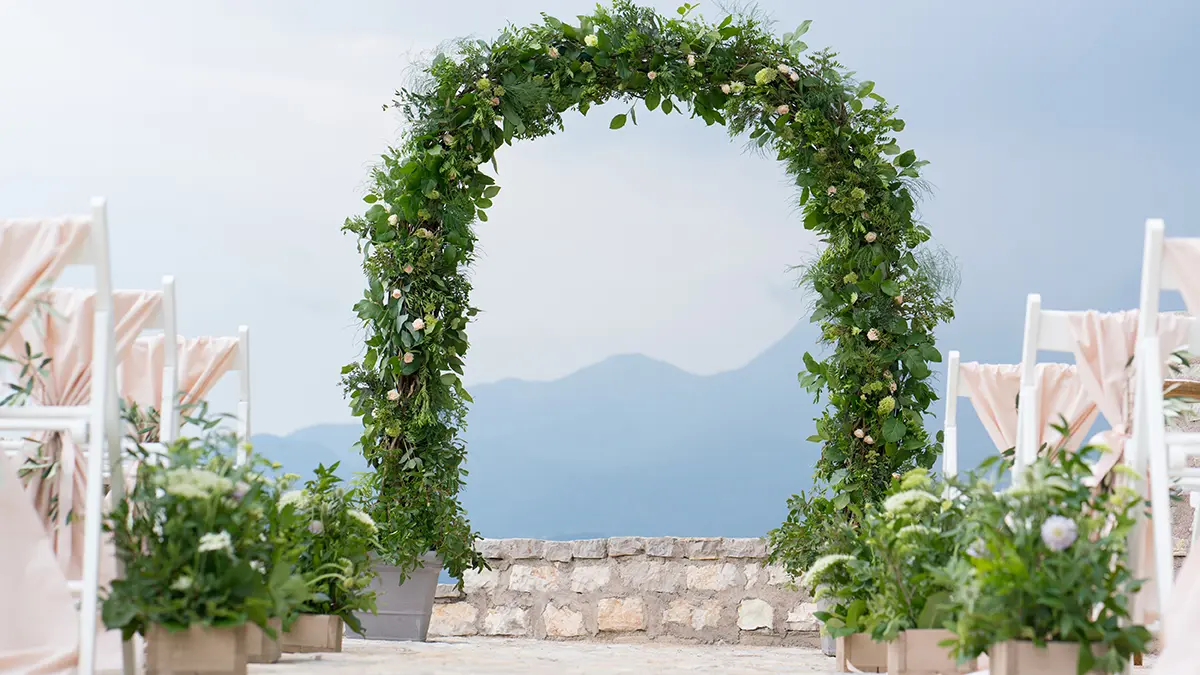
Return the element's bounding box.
[2,1,1198,435]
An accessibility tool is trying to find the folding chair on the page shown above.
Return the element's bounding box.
[1131,218,1200,631]
[0,198,124,675]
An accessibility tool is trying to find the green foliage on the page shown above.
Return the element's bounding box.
[102,432,304,639]
[947,446,1152,674]
[859,469,963,641]
[343,1,951,577]
[287,463,379,634]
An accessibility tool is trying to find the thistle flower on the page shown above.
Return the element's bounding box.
[867,328,881,341]
[800,554,855,590]
[1040,516,1078,551]
[687,53,696,67]
[729,82,745,95]
[198,531,233,555]
[308,520,325,535]
[412,318,426,331]
[776,104,789,115]
[388,214,399,226]
[386,389,400,401]
[584,34,598,47]
[391,289,402,300]
[877,396,896,415]
[548,46,560,59]
[348,509,377,532]
[279,490,307,509]
[721,83,731,95]
[647,71,657,80]
[403,352,415,364]
[865,232,877,243]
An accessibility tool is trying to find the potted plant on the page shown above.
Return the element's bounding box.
[243,460,308,664]
[860,469,976,675]
[799,508,888,673]
[280,463,378,653]
[102,432,300,675]
[947,443,1152,674]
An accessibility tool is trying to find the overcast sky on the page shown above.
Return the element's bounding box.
[2,1,1198,435]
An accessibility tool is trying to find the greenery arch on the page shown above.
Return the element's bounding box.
[342,1,954,579]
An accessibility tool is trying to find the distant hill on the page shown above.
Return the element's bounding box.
[253,322,965,540]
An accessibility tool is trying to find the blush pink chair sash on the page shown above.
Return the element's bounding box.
[119,335,239,411]
[0,452,78,672]
[11,289,162,579]
[1164,239,1200,314]
[0,218,90,349]
[958,362,1098,453]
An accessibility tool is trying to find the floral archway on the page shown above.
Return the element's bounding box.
[341,2,953,578]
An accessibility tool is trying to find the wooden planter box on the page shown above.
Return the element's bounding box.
[145,624,247,675]
[281,614,344,653]
[989,640,1105,675]
[245,617,282,664]
[886,629,977,675]
[836,633,888,673]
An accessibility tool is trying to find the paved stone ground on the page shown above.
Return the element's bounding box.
[254,638,1158,674]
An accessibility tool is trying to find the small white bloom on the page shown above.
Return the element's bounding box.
[864,435,875,445]
[391,288,402,300]
[966,540,986,558]
[198,530,233,555]
[279,490,307,509]
[854,429,865,439]
[348,509,378,532]
[584,34,599,47]
[865,232,877,243]
[721,83,731,95]
[867,328,881,342]
[388,214,399,226]
[171,576,193,591]
[548,46,560,59]
[412,318,426,331]
[250,560,266,574]
[800,554,855,590]
[776,104,789,115]
[387,389,400,401]
[790,71,800,82]
[647,71,657,80]
[687,53,696,67]
[730,82,745,95]
[308,520,325,535]
[1040,516,1078,552]
[777,63,791,74]
[883,489,937,515]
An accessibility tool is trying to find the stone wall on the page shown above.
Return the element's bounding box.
[429,537,815,644]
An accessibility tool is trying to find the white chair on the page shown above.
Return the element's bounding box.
[0,198,124,675]
[230,325,252,465]
[944,351,963,479]
[1014,295,1086,476]
[1131,218,1200,630]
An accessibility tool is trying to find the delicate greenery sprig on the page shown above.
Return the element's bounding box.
[342,0,950,582]
[947,445,1151,674]
[102,432,302,638]
[288,463,378,634]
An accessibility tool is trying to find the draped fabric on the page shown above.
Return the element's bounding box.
[0,453,78,673]
[958,362,1099,454]
[119,334,239,411]
[1164,238,1200,314]
[11,289,161,578]
[0,217,90,348]
[1154,551,1200,675]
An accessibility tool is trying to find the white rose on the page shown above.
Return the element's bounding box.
[721,83,731,95]
[548,46,560,59]
[790,71,800,82]
[391,289,402,300]
[777,63,791,74]
[647,71,657,80]
[412,318,426,331]
[864,435,875,445]
[387,389,400,401]
[867,328,881,342]
[687,53,696,67]
[584,34,598,47]
[776,104,789,115]
[387,214,399,226]
[854,429,865,439]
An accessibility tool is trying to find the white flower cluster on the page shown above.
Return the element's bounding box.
[279,490,308,510]
[348,509,377,532]
[800,553,855,590]
[163,468,233,500]
[198,530,233,555]
[883,489,937,516]
[896,524,935,540]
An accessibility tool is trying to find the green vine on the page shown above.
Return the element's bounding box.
[342,1,953,578]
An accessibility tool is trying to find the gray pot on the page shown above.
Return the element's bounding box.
[817,592,836,656]
[348,552,442,641]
